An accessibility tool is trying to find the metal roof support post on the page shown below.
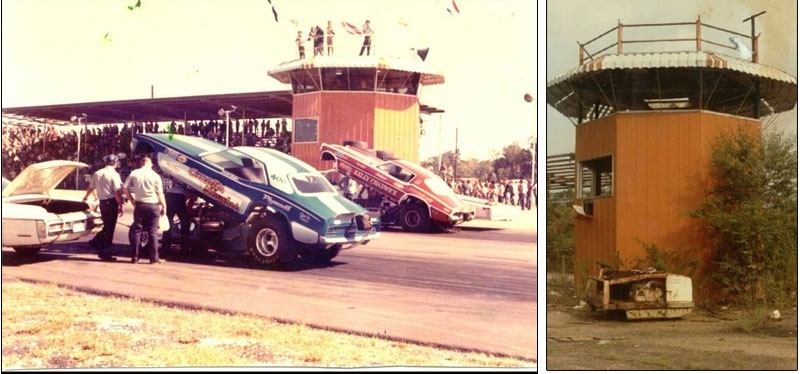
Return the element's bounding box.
[752,35,759,63]
[616,21,623,54]
[743,11,766,63]
[695,16,702,52]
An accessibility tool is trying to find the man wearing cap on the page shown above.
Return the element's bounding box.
[83,154,124,262]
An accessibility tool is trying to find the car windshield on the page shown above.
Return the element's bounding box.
[290,173,337,194]
[423,176,459,200]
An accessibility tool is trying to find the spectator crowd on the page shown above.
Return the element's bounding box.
[447,176,535,210]
[1,117,293,189]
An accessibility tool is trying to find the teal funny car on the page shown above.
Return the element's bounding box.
[131,133,379,268]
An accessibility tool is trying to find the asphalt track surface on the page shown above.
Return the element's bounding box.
[2,204,538,362]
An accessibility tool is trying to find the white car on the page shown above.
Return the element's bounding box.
[2,160,104,255]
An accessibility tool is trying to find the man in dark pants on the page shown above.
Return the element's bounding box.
[359,19,373,56]
[83,154,124,261]
[161,179,196,256]
[123,154,167,264]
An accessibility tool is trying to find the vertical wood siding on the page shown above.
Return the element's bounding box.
[574,110,760,292]
[290,91,421,170]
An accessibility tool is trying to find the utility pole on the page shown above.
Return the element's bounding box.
[524,93,536,181]
[453,128,459,181]
[71,113,88,189]
[218,106,237,147]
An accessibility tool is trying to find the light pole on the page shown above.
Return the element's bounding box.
[217,105,237,147]
[70,113,87,189]
[524,93,537,182]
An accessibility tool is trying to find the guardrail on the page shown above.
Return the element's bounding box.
[577,12,766,66]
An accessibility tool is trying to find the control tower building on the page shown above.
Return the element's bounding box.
[268,55,445,170]
[546,15,797,292]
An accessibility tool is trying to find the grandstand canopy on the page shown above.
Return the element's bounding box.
[2,90,445,126]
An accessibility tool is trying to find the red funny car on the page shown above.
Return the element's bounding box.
[321,141,475,232]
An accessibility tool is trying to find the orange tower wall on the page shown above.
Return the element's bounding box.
[290,91,420,170]
[573,110,761,293]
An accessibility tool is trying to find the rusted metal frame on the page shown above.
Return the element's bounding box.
[701,22,751,39]
[699,69,703,110]
[589,74,613,113]
[607,71,618,112]
[703,39,738,51]
[735,80,756,116]
[579,25,617,64]
[605,273,668,285]
[563,81,587,126]
[580,42,616,64]
[656,69,662,100]
[623,21,695,28]
[622,37,695,44]
[609,301,668,309]
[696,16,702,51]
[704,71,724,110]
[308,68,323,90]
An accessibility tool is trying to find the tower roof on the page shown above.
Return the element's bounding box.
[546,51,797,122]
[268,55,445,86]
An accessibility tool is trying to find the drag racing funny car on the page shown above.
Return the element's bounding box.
[321,141,475,232]
[131,134,379,267]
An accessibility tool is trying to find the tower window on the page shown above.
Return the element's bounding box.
[578,155,613,199]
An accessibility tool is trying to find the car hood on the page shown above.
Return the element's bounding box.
[2,160,88,198]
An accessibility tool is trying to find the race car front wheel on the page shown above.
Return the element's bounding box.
[248,216,291,266]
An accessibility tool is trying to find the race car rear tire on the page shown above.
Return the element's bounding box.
[343,140,368,149]
[375,150,398,160]
[247,216,292,266]
[401,203,431,233]
[13,247,42,256]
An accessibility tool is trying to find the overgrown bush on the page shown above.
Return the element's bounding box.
[546,188,575,274]
[691,129,797,305]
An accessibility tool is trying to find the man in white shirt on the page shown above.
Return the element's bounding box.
[83,154,124,262]
[123,154,167,264]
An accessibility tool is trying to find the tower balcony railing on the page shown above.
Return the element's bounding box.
[577,13,766,66]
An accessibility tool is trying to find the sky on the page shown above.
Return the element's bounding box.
[1,0,537,161]
[544,0,798,156]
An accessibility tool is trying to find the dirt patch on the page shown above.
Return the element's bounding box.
[546,281,797,370]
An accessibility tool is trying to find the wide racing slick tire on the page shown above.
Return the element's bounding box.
[375,150,398,160]
[13,247,42,256]
[247,216,293,267]
[300,243,342,263]
[343,140,368,149]
[401,203,431,233]
[318,244,342,262]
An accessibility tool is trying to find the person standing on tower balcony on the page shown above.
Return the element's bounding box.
[296,30,305,59]
[326,20,336,55]
[313,25,325,56]
[359,19,373,56]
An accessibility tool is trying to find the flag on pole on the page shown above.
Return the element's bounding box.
[342,21,362,35]
[267,0,278,22]
[446,0,460,15]
[127,0,142,11]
